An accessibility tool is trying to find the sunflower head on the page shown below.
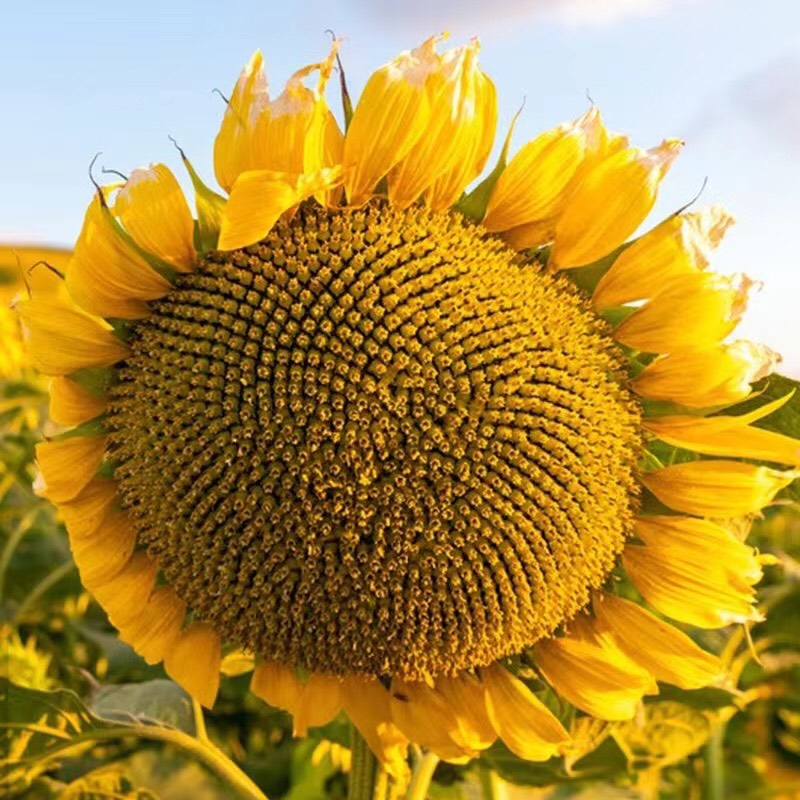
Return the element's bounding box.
[19,34,800,772]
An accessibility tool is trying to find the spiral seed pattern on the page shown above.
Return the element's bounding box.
[107,202,640,679]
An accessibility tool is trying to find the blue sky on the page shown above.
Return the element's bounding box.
[1,0,798,371]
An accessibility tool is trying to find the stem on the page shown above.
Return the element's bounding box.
[348,724,378,800]
[14,560,74,621]
[29,725,268,800]
[406,752,439,800]
[192,697,209,743]
[0,509,38,600]
[703,723,725,800]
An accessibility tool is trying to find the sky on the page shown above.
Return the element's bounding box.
[1,0,798,371]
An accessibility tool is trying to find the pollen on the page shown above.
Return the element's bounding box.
[106,202,641,679]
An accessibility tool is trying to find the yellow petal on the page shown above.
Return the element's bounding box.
[481,663,569,760]
[641,460,799,517]
[623,516,767,628]
[483,108,598,233]
[614,272,755,353]
[115,164,196,273]
[593,592,723,689]
[164,622,222,709]
[550,139,683,269]
[390,678,476,763]
[436,673,496,751]
[16,297,129,375]
[341,677,409,780]
[213,51,270,193]
[343,37,439,205]
[116,585,186,665]
[592,205,736,311]
[92,551,158,628]
[390,40,493,210]
[643,396,800,465]
[532,633,654,721]
[69,510,136,586]
[426,64,497,211]
[217,167,342,251]
[34,436,107,503]
[49,377,107,426]
[220,650,255,677]
[250,660,304,712]
[292,673,344,736]
[632,340,780,408]
[58,478,118,539]
[66,191,172,320]
[258,43,340,177]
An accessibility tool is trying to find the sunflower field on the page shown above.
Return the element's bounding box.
[2,30,800,800]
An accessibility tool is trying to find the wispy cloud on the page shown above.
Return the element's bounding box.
[349,0,697,36]
[686,56,800,149]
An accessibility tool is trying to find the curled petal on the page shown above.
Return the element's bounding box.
[165,623,222,709]
[214,51,270,192]
[623,516,768,628]
[250,660,304,712]
[116,586,186,665]
[292,673,343,736]
[550,139,683,270]
[35,436,107,503]
[483,107,599,233]
[343,36,439,205]
[533,632,654,721]
[57,478,118,540]
[641,460,799,517]
[69,510,136,587]
[49,377,107,426]
[66,191,172,320]
[632,340,780,408]
[92,552,158,629]
[592,592,723,689]
[614,272,756,353]
[644,394,800,465]
[593,205,735,311]
[217,167,342,251]
[16,298,129,375]
[390,40,494,209]
[390,678,476,763]
[481,662,570,760]
[115,164,196,272]
[436,673,496,751]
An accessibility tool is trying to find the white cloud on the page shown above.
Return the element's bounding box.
[347,0,698,35]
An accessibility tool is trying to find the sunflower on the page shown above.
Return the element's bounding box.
[17,35,800,783]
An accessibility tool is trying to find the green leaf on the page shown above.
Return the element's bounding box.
[90,680,195,734]
[727,374,800,438]
[654,685,738,711]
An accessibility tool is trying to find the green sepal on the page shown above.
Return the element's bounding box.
[599,305,637,327]
[53,415,108,440]
[96,189,178,284]
[336,51,354,133]
[725,374,800,435]
[69,366,117,398]
[455,106,522,222]
[108,318,134,342]
[568,241,631,295]
[177,150,226,254]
